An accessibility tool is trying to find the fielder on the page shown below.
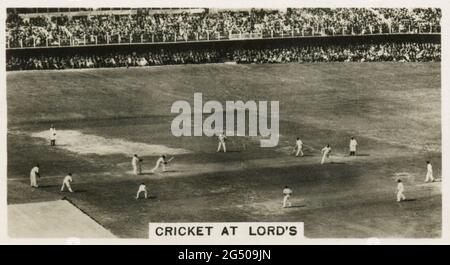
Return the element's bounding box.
[397,179,406,202]
[61,173,73,193]
[50,125,56,146]
[321,144,332,164]
[293,137,304,157]
[30,164,40,188]
[425,161,435,182]
[136,183,148,199]
[217,133,227,153]
[151,155,168,173]
[349,137,357,156]
[282,186,293,208]
[132,154,142,175]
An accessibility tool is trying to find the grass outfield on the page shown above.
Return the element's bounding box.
[7,62,441,238]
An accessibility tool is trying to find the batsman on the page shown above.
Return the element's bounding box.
[151,155,174,173]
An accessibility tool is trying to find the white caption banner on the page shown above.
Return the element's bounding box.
[148,222,304,244]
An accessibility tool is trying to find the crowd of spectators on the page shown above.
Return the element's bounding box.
[6,42,441,71]
[231,42,441,63]
[6,49,221,70]
[6,8,441,48]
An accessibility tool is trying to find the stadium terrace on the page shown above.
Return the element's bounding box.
[5,8,441,71]
[6,8,441,48]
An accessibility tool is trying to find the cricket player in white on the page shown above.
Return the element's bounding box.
[50,125,56,146]
[397,179,406,202]
[61,173,73,192]
[349,137,357,156]
[425,161,435,182]
[132,154,142,175]
[136,183,147,199]
[282,186,293,208]
[217,133,227,153]
[294,137,304,157]
[151,155,167,173]
[321,144,331,164]
[30,164,40,188]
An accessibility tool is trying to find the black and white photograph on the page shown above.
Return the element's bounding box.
[0,0,448,245]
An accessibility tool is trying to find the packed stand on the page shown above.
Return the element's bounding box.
[231,42,441,63]
[6,42,441,71]
[6,8,441,48]
[375,8,441,34]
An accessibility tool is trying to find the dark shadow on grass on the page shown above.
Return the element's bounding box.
[39,184,60,188]
[136,196,157,200]
[140,170,177,174]
[61,189,87,193]
[330,162,347,164]
[288,205,306,208]
[402,199,417,202]
[431,179,442,183]
[356,154,370,156]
